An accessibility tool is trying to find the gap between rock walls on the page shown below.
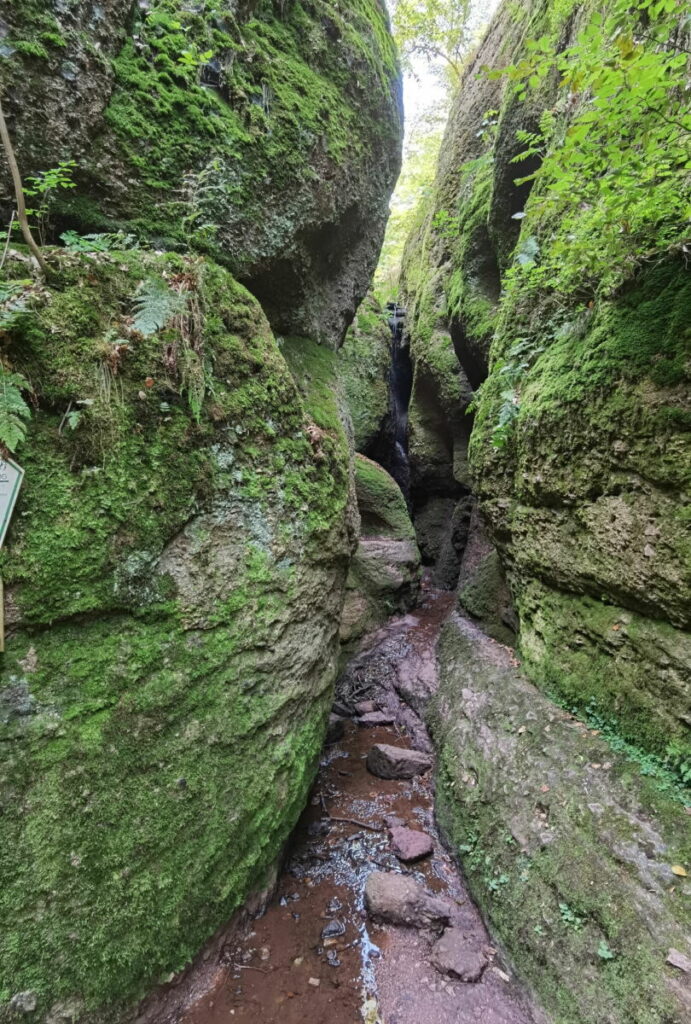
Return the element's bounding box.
[135,588,546,1024]
[0,0,689,1022]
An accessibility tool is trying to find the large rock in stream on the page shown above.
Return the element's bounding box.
[340,454,421,644]
[432,614,691,1024]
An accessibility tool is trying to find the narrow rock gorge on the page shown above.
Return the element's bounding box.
[0,1,688,1023]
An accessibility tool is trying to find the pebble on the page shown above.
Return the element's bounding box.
[308,977,320,987]
[322,918,346,939]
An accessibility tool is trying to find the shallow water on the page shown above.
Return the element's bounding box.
[141,589,544,1024]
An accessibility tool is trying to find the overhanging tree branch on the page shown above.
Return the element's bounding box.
[0,97,48,276]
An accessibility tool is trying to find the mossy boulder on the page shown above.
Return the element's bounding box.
[338,294,392,453]
[0,249,352,1022]
[340,454,420,644]
[0,0,403,347]
[432,614,691,1024]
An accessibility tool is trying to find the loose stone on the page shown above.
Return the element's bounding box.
[389,825,433,862]
[429,928,488,983]
[366,743,433,779]
[364,871,452,929]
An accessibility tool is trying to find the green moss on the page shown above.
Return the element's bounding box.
[1,611,329,1014]
[0,249,349,1019]
[354,453,415,540]
[73,0,400,265]
[338,295,391,452]
[517,583,691,771]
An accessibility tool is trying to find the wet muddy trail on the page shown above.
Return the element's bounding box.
[144,585,544,1024]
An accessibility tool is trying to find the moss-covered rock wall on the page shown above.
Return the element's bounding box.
[0,3,403,1011]
[433,614,691,1024]
[0,249,357,1022]
[400,0,690,764]
[0,0,403,347]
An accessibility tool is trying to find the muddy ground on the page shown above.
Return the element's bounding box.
[139,586,546,1024]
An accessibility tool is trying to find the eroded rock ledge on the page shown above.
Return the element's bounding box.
[432,614,691,1024]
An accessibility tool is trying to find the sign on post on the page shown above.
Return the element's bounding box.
[0,457,23,550]
[0,456,23,653]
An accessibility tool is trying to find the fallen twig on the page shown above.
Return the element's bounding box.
[232,963,271,974]
[328,815,384,833]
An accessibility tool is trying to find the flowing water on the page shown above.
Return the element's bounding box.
[140,584,544,1024]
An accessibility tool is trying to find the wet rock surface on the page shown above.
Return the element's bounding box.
[137,586,544,1024]
[390,825,434,862]
[364,871,452,928]
[367,742,433,779]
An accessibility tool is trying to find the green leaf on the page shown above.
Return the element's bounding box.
[0,369,32,452]
[131,279,185,337]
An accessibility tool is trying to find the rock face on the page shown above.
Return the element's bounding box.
[433,615,691,1024]
[340,454,421,644]
[0,250,359,1022]
[0,0,403,348]
[400,0,690,760]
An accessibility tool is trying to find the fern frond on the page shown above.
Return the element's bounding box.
[0,369,32,452]
[0,280,32,333]
[131,278,185,337]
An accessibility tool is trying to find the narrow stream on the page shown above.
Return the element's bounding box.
[142,584,543,1024]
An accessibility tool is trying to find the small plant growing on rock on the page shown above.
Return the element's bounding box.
[0,365,32,453]
[597,940,616,961]
[559,902,584,931]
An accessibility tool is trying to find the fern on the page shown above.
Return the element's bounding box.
[131,278,185,337]
[0,280,32,333]
[0,369,32,452]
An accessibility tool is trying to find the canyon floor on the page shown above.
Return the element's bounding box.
[141,584,546,1024]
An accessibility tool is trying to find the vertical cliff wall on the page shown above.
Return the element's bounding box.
[399,1,690,1020]
[400,0,690,761]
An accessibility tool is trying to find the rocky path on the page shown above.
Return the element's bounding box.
[142,586,546,1024]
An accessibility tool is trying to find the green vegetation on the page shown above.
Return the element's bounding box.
[486,0,690,297]
[0,249,350,1018]
[84,0,398,265]
[392,0,492,85]
[374,122,444,299]
[0,368,32,452]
